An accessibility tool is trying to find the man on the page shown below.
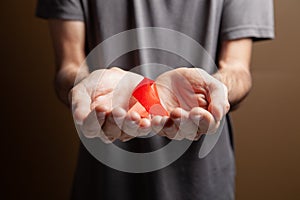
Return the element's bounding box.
[36,0,274,199]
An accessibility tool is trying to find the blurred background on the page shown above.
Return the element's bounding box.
[1,0,299,199]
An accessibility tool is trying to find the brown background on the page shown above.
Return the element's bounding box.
[1,0,300,199]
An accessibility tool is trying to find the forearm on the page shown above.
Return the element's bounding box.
[215,39,253,110]
[48,19,86,107]
[215,63,252,110]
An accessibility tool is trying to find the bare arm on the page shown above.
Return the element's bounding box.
[48,19,87,106]
[216,39,253,110]
[153,38,252,140]
[48,20,150,143]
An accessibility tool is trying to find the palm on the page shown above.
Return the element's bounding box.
[152,68,229,140]
[155,68,209,113]
[84,68,143,112]
[71,67,147,143]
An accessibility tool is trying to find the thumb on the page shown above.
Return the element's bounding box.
[208,82,230,121]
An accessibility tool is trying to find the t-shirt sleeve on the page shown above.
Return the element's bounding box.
[36,0,84,21]
[220,0,275,41]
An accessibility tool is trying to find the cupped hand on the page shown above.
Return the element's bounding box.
[70,67,152,143]
[153,67,230,140]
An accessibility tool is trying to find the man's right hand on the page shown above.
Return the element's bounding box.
[70,67,152,143]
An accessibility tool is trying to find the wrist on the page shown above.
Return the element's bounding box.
[213,70,229,93]
[215,67,252,110]
[55,65,89,107]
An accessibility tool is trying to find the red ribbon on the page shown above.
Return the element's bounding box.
[129,78,169,118]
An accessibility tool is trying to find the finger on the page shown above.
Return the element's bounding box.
[137,118,152,137]
[119,133,135,142]
[162,108,184,140]
[94,104,111,126]
[170,108,187,140]
[151,115,164,135]
[161,117,178,140]
[189,107,220,136]
[81,110,109,143]
[192,68,229,121]
[171,73,199,110]
[71,85,92,125]
[101,107,126,142]
[91,87,113,103]
[175,109,198,140]
[121,111,140,138]
[207,82,230,121]
[119,111,140,142]
[111,107,127,129]
[91,92,113,111]
[196,93,208,109]
[72,84,111,143]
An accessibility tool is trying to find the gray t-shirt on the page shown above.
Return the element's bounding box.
[36,1,274,199]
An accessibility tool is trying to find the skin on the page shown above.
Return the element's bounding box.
[153,68,230,140]
[48,19,252,142]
